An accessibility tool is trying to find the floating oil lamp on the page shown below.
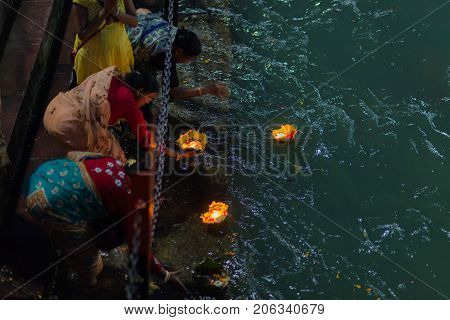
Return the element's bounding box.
[177,129,207,152]
[272,124,297,142]
[201,201,229,224]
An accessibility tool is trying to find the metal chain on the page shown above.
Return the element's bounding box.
[152,0,175,252]
[126,213,143,299]
[126,0,174,299]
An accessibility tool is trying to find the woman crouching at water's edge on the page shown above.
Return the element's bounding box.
[44,66,163,163]
[26,152,187,291]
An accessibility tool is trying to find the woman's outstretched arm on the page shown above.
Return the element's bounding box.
[170,83,231,100]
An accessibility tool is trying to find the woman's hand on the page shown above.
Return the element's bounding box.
[164,148,178,159]
[176,151,197,161]
[207,83,230,100]
[100,0,118,18]
[73,1,112,42]
[104,0,118,14]
[161,268,188,293]
[164,148,197,160]
[151,257,188,294]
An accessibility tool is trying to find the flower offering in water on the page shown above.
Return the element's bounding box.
[201,201,229,224]
[272,124,297,142]
[177,130,207,152]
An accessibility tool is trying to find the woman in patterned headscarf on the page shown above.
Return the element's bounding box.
[43,67,158,163]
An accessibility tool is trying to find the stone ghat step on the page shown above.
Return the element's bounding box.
[0,0,69,146]
[0,0,72,226]
[0,0,72,298]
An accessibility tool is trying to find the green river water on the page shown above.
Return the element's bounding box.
[191,0,450,299]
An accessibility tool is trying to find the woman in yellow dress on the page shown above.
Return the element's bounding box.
[72,0,138,85]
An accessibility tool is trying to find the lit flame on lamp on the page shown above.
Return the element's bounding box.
[271,124,297,142]
[201,202,229,224]
[177,130,207,152]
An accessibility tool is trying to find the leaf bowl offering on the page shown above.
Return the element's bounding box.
[177,129,207,152]
[272,124,298,142]
[201,201,229,224]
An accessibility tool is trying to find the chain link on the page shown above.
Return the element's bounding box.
[126,0,175,299]
[126,213,143,299]
[152,0,175,252]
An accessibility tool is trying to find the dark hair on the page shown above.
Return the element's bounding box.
[173,28,202,57]
[124,70,159,94]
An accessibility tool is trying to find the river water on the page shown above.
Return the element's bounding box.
[186,0,450,299]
